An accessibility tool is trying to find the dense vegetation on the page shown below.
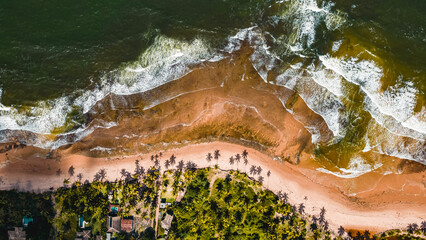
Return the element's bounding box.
[0,190,54,240]
[0,163,425,240]
[169,169,310,239]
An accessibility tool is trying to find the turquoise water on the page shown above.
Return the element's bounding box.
[0,0,424,169]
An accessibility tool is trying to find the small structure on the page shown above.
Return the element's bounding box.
[22,216,33,228]
[121,218,133,232]
[175,189,186,202]
[76,230,91,240]
[108,204,120,214]
[78,215,89,229]
[160,213,174,235]
[96,235,103,240]
[108,190,114,201]
[8,227,26,240]
[106,233,111,240]
[107,216,121,233]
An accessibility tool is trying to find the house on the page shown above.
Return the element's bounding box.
[8,227,26,240]
[96,236,103,240]
[108,190,114,200]
[76,230,91,240]
[78,215,89,229]
[22,216,33,228]
[121,218,133,232]
[160,213,174,234]
[175,189,186,202]
[107,216,121,233]
[108,204,120,214]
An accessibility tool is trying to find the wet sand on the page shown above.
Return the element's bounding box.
[0,47,424,233]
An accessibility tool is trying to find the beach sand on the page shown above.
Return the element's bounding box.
[0,47,424,234]
[0,141,425,233]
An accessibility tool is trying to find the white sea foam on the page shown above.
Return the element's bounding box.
[317,156,382,178]
[0,35,215,148]
[278,0,346,52]
[276,65,346,138]
[319,55,426,140]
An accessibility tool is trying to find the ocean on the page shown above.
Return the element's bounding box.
[0,0,425,174]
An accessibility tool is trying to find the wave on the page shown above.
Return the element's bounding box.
[0,35,215,147]
[317,155,383,178]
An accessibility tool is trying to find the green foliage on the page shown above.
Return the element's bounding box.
[168,170,307,239]
[0,190,54,240]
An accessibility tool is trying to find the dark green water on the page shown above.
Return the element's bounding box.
[0,0,425,169]
[0,0,267,105]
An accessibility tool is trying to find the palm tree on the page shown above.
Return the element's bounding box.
[249,165,257,175]
[165,159,170,169]
[170,154,176,165]
[150,155,154,161]
[99,169,107,181]
[323,221,329,231]
[298,203,305,214]
[76,173,83,182]
[56,169,62,176]
[256,166,262,175]
[177,160,184,171]
[282,192,288,203]
[214,149,220,164]
[243,158,249,172]
[266,170,271,187]
[319,207,326,224]
[154,158,159,167]
[229,156,235,165]
[68,165,75,177]
[235,154,241,170]
[242,149,248,159]
[363,230,371,240]
[421,221,426,234]
[120,169,128,180]
[312,216,318,225]
[206,153,212,166]
[258,176,264,185]
[338,226,345,236]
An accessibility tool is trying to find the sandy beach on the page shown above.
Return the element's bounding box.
[0,141,424,233]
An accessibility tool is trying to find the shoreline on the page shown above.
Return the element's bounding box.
[0,141,424,233]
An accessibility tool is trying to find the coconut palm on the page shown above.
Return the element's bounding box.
[177,160,184,171]
[99,169,107,181]
[249,165,257,175]
[235,154,241,170]
[76,173,83,182]
[298,203,305,214]
[229,156,235,165]
[206,153,212,166]
[150,155,154,161]
[242,149,248,159]
[243,158,249,172]
[68,165,75,177]
[154,158,159,167]
[323,221,329,231]
[165,159,170,169]
[214,149,220,164]
[170,154,176,165]
[282,192,288,203]
[120,169,128,180]
[421,221,426,234]
[266,170,271,187]
[258,176,264,185]
[338,226,345,236]
[256,166,262,175]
